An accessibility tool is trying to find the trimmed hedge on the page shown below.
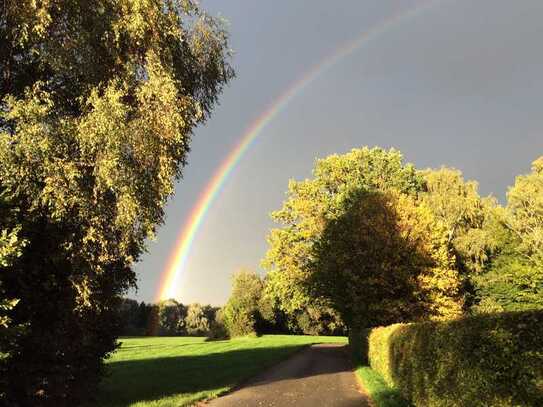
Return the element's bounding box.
[368,310,543,407]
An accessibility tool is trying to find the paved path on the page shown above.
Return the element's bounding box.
[205,344,371,407]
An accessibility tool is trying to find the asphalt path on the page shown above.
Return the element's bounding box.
[204,343,371,407]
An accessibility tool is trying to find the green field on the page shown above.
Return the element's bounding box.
[88,335,347,407]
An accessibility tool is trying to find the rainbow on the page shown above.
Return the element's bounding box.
[156,0,446,301]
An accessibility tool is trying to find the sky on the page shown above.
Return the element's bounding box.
[130,0,543,305]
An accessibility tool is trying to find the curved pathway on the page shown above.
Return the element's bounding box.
[205,344,371,407]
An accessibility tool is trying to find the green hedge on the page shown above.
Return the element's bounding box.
[368,310,543,407]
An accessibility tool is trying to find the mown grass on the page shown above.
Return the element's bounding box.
[355,365,411,407]
[88,335,347,407]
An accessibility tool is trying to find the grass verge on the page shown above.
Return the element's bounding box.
[87,335,347,407]
[355,365,411,407]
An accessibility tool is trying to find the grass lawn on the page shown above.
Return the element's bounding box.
[88,335,347,407]
[355,365,411,407]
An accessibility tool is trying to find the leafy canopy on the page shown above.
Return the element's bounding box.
[311,190,463,328]
[506,156,543,268]
[0,1,233,405]
[263,147,423,312]
[473,156,543,312]
[222,270,265,337]
[263,147,463,331]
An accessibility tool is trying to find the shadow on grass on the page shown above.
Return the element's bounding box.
[90,344,330,407]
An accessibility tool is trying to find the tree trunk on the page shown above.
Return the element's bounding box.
[348,324,369,364]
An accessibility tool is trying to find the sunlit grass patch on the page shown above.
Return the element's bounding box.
[88,335,347,407]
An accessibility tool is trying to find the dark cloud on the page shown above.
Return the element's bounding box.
[132,0,543,305]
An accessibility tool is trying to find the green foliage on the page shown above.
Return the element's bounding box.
[184,303,215,336]
[116,297,222,337]
[0,226,21,330]
[311,189,463,330]
[473,238,543,312]
[223,270,265,337]
[420,168,495,259]
[289,305,345,336]
[117,298,143,336]
[472,157,543,313]
[263,147,424,316]
[0,192,24,331]
[354,366,411,407]
[116,298,223,337]
[264,147,462,339]
[420,167,502,310]
[222,269,344,337]
[506,156,543,269]
[0,1,233,405]
[158,299,187,336]
[206,308,229,340]
[367,311,543,407]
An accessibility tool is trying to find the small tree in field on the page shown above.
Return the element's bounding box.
[184,303,212,336]
[158,299,186,336]
[223,270,265,337]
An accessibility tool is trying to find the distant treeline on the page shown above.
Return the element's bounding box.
[120,272,347,338]
[118,299,220,337]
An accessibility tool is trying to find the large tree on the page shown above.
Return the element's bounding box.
[0,1,233,405]
[310,190,463,331]
[263,148,464,339]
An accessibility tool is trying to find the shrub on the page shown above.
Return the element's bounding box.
[206,309,229,341]
[184,303,212,336]
[222,270,264,337]
[158,300,187,336]
[368,310,543,407]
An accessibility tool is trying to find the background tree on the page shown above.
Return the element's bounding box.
[184,303,212,336]
[117,298,142,336]
[158,299,187,336]
[0,191,26,399]
[221,271,345,336]
[0,1,233,405]
[288,305,345,336]
[473,156,543,312]
[473,242,543,312]
[206,308,229,340]
[222,270,266,337]
[0,192,24,333]
[421,169,499,266]
[506,156,543,269]
[420,167,501,307]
